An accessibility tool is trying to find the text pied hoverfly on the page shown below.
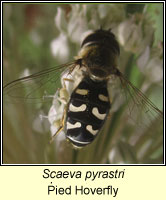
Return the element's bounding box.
[3,29,163,148]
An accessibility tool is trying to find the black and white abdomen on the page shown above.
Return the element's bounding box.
[65,76,111,147]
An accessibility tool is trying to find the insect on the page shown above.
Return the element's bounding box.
[3,29,163,148]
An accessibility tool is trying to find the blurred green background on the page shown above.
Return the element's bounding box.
[3,3,163,164]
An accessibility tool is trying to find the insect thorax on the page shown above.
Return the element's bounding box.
[76,29,120,81]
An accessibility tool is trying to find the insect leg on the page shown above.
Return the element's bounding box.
[62,78,74,88]
[58,78,74,104]
[49,78,74,143]
[49,108,66,143]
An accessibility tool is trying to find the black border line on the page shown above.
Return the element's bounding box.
[1,1,165,166]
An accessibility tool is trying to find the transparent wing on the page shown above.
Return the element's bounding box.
[3,61,76,105]
[109,70,163,134]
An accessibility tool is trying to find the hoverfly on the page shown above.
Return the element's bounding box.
[3,29,163,148]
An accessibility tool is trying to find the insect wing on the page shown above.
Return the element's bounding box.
[3,61,75,105]
[109,71,163,135]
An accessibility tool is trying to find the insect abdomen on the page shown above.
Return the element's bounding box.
[65,76,111,147]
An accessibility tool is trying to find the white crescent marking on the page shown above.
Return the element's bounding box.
[69,103,87,112]
[86,125,98,135]
[67,122,81,129]
[76,89,88,95]
[98,94,109,102]
[92,107,106,120]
